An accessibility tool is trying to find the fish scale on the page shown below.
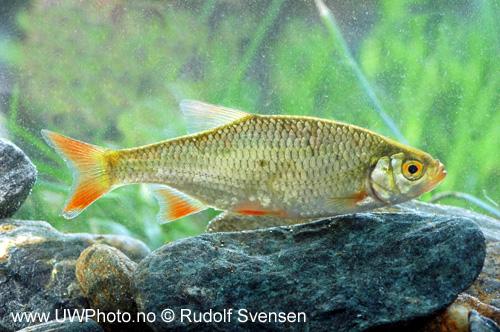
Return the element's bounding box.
[111,115,386,217]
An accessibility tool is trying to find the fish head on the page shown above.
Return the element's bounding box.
[368,150,446,204]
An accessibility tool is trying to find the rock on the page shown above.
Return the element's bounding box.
[452,293,500,326]
[0,139,37,218]
[207,201,500,237]
[134,211,485,331]
[87,234,151,263]
[399,201,500,241]
[0,219,150,331]
[421,295,500,332]
[469,310,500,332]
[16,319,103,332]
[398,201,499,316]
[465,242,500,309]
[420,303,470,332]
[207,212,311,232]
[76,244,137,313]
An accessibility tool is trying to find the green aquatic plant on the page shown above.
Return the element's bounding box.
[314,0,408,144]
[359,0,499,207]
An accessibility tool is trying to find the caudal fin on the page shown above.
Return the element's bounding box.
[42,130,112,219]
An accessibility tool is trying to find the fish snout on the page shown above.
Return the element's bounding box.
[435,160,447,182]
[421,159,447,193]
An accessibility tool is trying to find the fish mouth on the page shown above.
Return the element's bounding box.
[435,161,447,182]
[424,160,447,192]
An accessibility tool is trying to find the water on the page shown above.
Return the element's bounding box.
[0,0,497,248]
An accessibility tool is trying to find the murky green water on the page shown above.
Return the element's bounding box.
[0,0,497,248]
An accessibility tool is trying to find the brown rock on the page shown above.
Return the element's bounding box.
[0,219,148,331]
[455,294,500,325]
[465,242,500,308]
[91,234,150,263]
[421,294,500,332]
[421,303,470,332]
[75,244,137,313]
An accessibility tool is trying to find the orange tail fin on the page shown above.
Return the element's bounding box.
[42,130,112,219]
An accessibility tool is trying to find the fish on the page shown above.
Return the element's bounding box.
[41,100,447,224]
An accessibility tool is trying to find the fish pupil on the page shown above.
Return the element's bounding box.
[408,164,419,174]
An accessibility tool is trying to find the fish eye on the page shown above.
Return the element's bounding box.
[402,160,424,180]
[408,164,418,174]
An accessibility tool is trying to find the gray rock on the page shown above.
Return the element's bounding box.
[76,244,137,313]
[207,200,500,238]
[207,211,311,232]
[392,202,500,313]
[397,201,500,241]
[469,310,500,332]
[398,202,500,310]
[134,211,486,331]
[0,219,150,331]
[0,139,37,218]
[16,319,103,332]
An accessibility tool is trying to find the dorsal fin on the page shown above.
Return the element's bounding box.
[152,185,207,224]
[180,100,250,134]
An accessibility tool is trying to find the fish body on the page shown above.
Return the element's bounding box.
[114,115,392,217]
[42,100,446,223]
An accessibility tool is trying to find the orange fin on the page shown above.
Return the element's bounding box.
[152,185,207,224]
[233,201,288,217]
[42,130,112,219]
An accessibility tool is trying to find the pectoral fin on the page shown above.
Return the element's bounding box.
[180,100,251,134]
[328,191,369,211]
[152,185,207,224]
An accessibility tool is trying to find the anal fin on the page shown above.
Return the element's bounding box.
[152,185,207,224]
